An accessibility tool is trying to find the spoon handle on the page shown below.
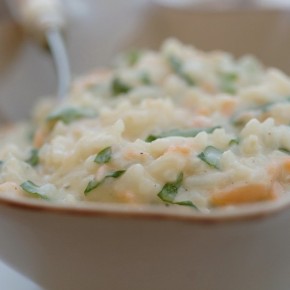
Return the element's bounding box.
[6,0,70,99]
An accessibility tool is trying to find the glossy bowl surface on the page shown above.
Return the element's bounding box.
[0,195,290,290]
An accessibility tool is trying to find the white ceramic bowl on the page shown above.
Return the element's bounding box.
[2,1,290,289]
[0,196,290,290]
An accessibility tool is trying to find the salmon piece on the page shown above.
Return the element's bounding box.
[115,190,136,203]
[33,129,43,148]
[267,158,290,181]
[33,127,46,148]
[195,107,211,116]
[220,98,238,116]
[166,145,191,155]
[282,157,290,173]
[211,183,276,206]
[202,81,216,94]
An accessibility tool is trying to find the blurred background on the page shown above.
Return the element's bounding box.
[1,0,290,120]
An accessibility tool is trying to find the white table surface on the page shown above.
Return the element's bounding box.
[0,261,41,290]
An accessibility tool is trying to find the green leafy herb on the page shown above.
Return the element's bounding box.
[146,126,220,142]
[111,77,131,96]
[279,148,290,155]
[168,55,195,86]
[258,101,277,113]
[84,170,126,195]
[157,172,196,208]
[20,180,49,200]
[231,97,290,126]
[26,128,36,142]
[26,148,39,166]
[85,180,103,194]
[140,71,151,85]
[258,96,290,113]
[198,146,223,169]
[229,138,240,146]
[220,72,238,95]
[169,55,183,74]
[94,147,112,164]
[106,170,125,179]
[47,107,96,125]
[126,49,142,66]
[181,74,195,86]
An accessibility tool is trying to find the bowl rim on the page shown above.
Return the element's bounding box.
[0,194,290,223]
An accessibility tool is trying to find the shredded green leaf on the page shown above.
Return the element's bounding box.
[231,97,290,126]
[157,172,196,208]
[258,102,277,113]
[258,97,290,113]
[168,55,195,86]
[174,200,197,207]
[279,148,290,155]
[229,138,240,146]
[47,107,96,125]
[20,180,49,200]
[84,170,126,195]
[146,126,220,142]
[84,180,103,194]
[140,71,151,85]
[26,148,39,166]
[111,77,131,96]
[181,74,195,86]
[198,146,223,169]
[26,128,36,142]
[220,72,238,95]
[169,55,183,73]
[126,49,142,66]
[94,147,112,164]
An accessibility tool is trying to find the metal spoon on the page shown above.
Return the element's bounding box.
[46,26,70,98]
[6,0,71,99]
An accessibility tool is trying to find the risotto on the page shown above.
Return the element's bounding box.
[1,39,290,211]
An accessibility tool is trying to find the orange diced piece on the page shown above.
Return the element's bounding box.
[210,183,276,206]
